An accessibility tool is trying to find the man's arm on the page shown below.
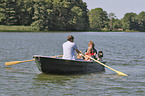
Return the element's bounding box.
[76,49,81,54]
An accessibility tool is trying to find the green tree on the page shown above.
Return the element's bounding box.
[68,1,89,31]
[31,0,53,31]
[0,0,34,25]
[51,0,89,31]
[108,12,116,30]
[16,0,34,25]
[89,8,108,30]
[1,0,89,31]
[0,0,5,24]
[51,0,70,31]
[138,11,145,31]
[113,19,122,30]
[0,0,17,25]
[122,12,139,31]
[32,0,89,31]
[68,6,89,31]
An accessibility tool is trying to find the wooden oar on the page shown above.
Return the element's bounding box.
[81,53,128,76]
[51,55,63,58]
[5,55,63,66]
[5,59,35,66]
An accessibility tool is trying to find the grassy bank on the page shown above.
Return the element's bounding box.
[0,25,39,32]
[0,25,141,32]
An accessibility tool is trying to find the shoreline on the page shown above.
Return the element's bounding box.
[0,25,143,32]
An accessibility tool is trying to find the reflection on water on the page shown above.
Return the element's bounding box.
[34,73,79,85]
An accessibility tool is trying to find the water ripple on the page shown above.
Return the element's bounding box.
[1,32,145,96]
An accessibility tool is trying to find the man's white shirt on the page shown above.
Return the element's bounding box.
[62,41,78,60]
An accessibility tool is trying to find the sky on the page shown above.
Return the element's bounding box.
[83,0,145,19]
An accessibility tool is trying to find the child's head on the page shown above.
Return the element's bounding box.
[98,51,103,58]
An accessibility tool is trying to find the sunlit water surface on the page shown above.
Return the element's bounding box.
[0,32,145,96]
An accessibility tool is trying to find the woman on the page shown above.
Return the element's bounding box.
[85,47,93,61]
[85,41,97,59]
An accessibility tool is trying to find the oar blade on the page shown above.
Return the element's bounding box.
[116,71,128,76]
[5,59,35,66]
[5,61,23,66]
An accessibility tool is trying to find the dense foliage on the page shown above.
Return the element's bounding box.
[88,8,108,31]
[0,0,145,31]
[0,0,34,25]
[0,0,89,31]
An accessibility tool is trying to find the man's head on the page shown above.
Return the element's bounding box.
[67,35,74,42]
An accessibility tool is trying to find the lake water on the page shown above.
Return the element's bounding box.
[0,32,145,96]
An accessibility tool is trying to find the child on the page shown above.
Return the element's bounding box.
[97,51,103,61]
[85,47,95,61]
[85,41,97,59]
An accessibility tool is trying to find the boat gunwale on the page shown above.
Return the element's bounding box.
[33,55,95,63]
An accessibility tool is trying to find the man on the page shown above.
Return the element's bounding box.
[62,35,81,60]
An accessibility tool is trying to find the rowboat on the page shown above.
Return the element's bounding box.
[33,55,106,74]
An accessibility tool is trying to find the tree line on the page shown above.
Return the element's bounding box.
[0,0,145,31]
[89,8,145,31]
